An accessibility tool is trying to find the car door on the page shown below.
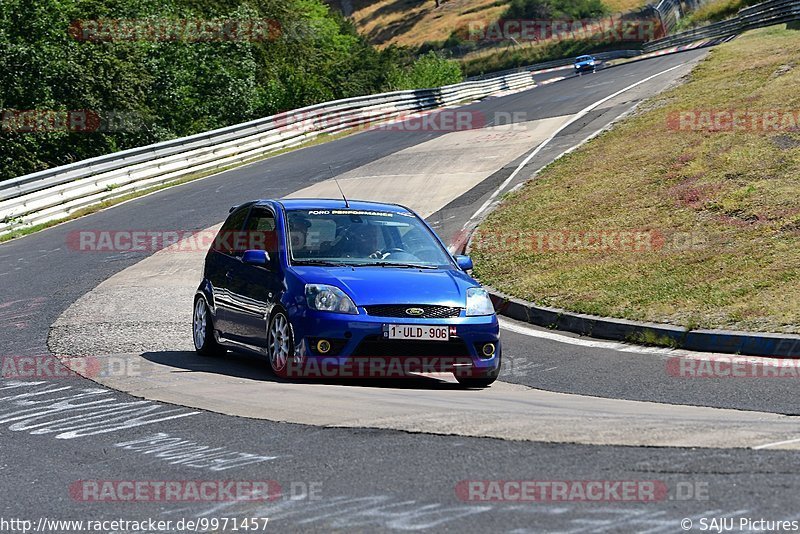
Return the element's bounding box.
[206,204,252,339]
[224,206,282,348]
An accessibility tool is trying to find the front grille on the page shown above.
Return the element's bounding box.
[364,304,461,319]
[352,336,470,358]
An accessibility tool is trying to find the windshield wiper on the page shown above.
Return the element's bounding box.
[355,261,438,270]
[292,259,353,267]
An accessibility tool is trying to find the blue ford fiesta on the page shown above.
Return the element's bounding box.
[193,199,501,387]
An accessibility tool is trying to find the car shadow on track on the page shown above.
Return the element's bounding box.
[141,350,468,390]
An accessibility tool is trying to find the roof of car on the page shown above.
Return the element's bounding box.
[269,198,414,214]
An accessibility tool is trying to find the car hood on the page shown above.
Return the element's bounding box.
[575,59,595,65]
[290,266,477,307]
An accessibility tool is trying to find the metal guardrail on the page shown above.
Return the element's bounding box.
[653,0,684,34]
[644,0,800,51]
[2,0,798,236]
[0,72,536,234]
[466,50,642,81]
[465,0,722,81]
[649,0,712,35]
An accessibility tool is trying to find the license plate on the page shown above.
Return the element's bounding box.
[384,324,450,341]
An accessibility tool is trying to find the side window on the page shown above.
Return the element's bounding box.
[243,208,278,256]
[213,206,250,256]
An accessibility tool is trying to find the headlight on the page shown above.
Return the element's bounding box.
[305,284,358,314]
[588,60,595,65]
[466,287,494,316]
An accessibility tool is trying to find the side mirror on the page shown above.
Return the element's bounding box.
[455,255,473,271]
[242,249,271,267]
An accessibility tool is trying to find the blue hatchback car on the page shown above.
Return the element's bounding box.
[574,55,597,74]
[193,199,501,387]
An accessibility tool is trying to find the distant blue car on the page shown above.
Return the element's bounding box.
[574,55,597,74]
[193,199,501,387]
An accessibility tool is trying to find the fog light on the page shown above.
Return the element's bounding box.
[481,343,496,357]
[317,339,331,354]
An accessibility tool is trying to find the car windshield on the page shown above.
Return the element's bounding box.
[285,207,454,268]
[576,56,592,62]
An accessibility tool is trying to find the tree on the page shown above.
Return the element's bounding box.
[1,0,445,181]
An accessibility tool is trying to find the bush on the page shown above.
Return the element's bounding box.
[503,0,609,20]
[551,0,609,19]
[0,0,454,181]
[503,0,552,19]
[385,51,463,90]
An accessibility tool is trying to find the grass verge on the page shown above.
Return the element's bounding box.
[675,0,761,28]
[471,25,800,334]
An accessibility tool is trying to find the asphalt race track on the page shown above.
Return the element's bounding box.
[5,49,800,532]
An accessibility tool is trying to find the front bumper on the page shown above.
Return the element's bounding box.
[287,309,501,378]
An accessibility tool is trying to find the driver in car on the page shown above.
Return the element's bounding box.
[288,214,312,253]
[340,223,382,259]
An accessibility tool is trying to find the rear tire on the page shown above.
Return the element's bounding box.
[193,297,221,356]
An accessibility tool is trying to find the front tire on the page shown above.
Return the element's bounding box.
[456,353,501,388]
[267,311,294,378]
[455,374,498,388]
[193,297,221,356]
